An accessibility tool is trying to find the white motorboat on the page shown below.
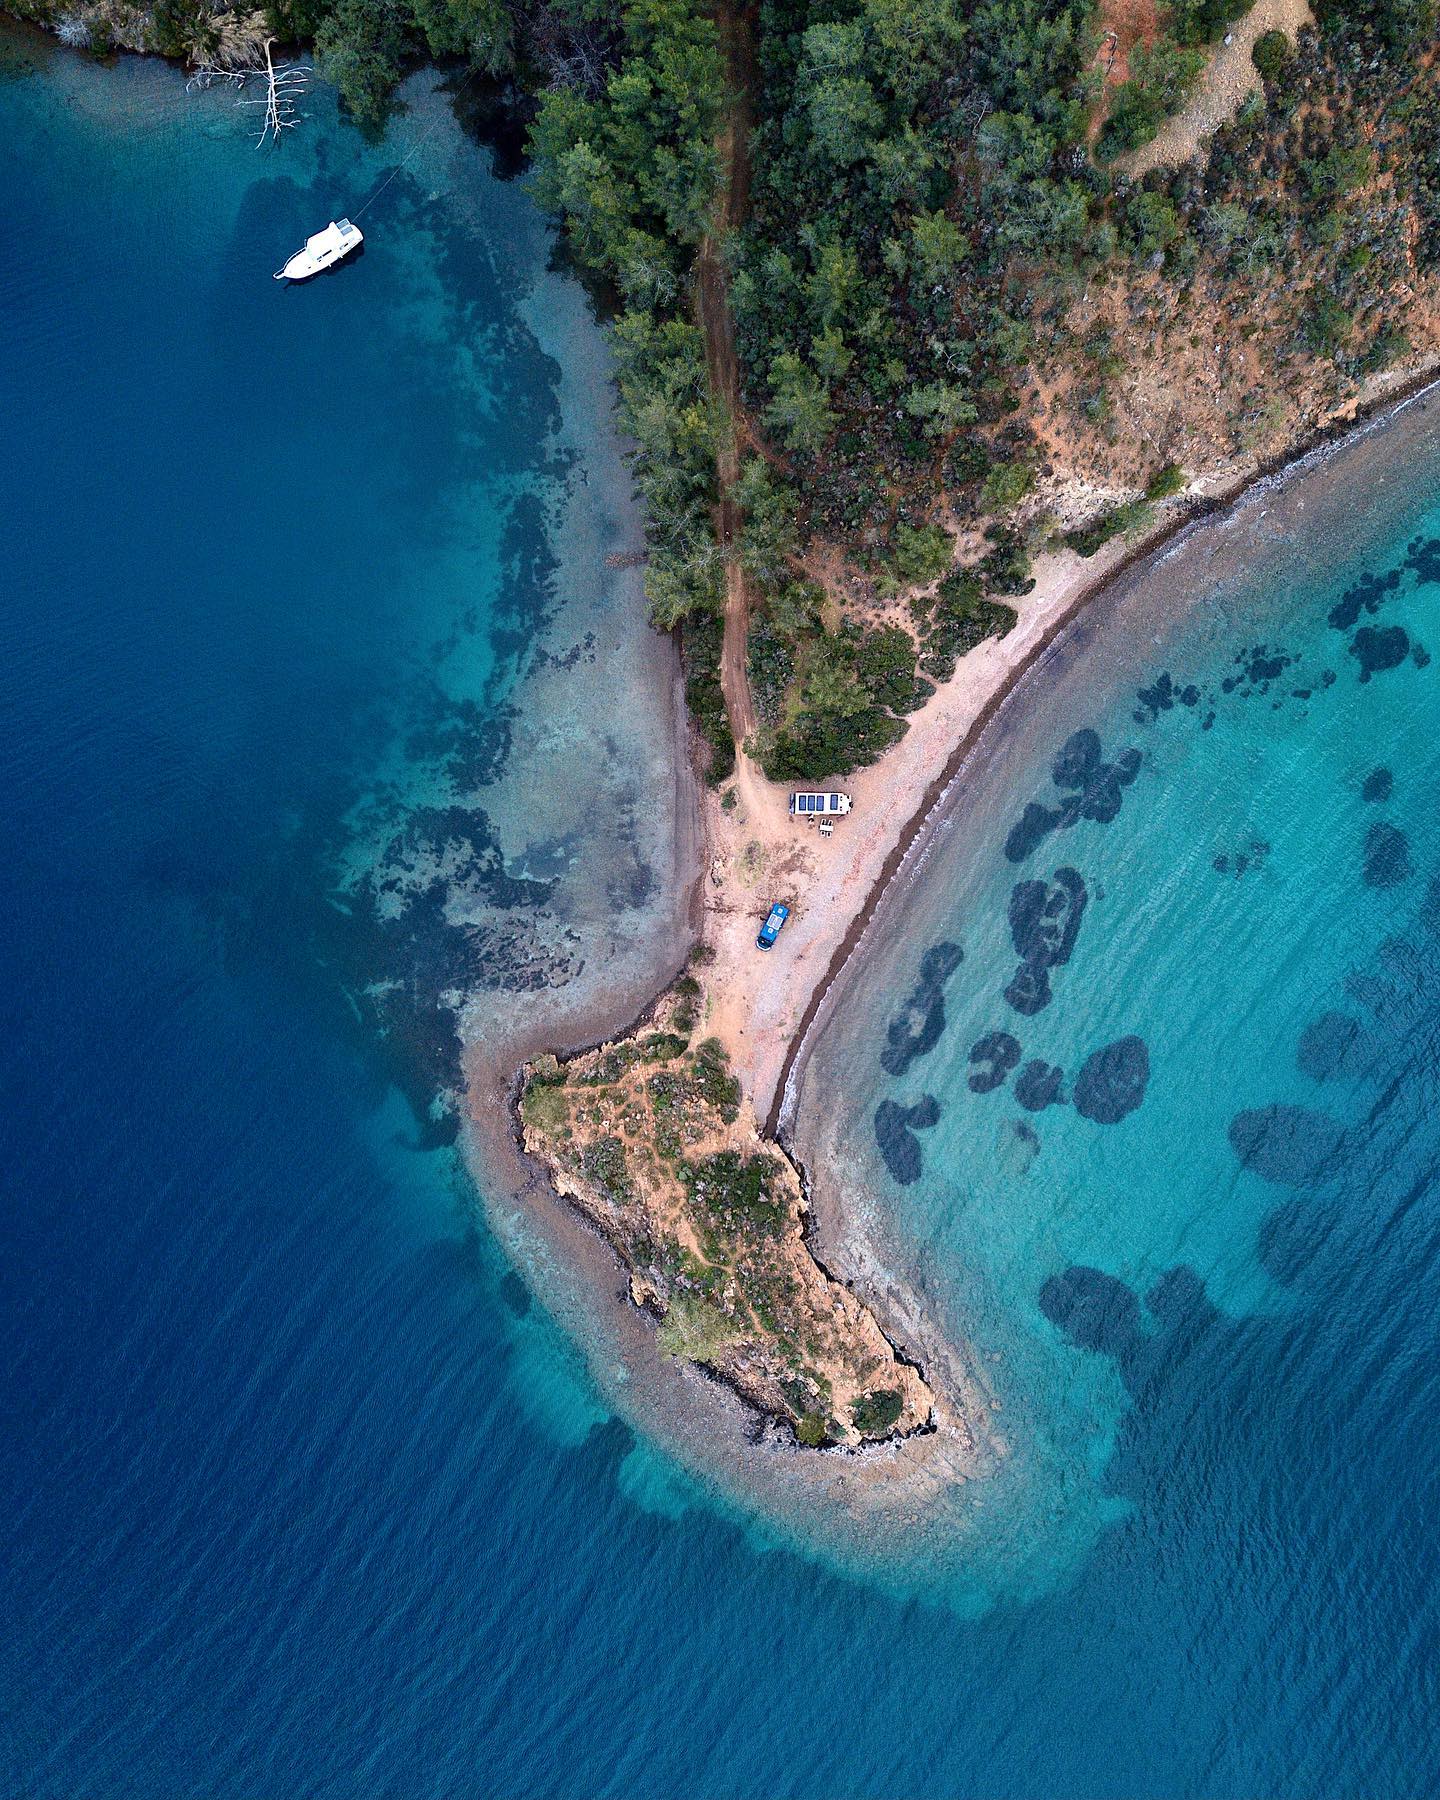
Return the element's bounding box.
[274,218,363,282]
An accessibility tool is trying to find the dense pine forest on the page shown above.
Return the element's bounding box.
[12,0,1440,779]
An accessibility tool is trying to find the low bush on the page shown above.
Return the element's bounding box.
[1146,463,1187,501]
[683,1151,786,1238]
[692,1039,741,1119]
[1064,499,1152,557]
[1252,29,1293,80]
[681,612,735,785]
[583,1137,632,1205]
[851,1388,904,1435]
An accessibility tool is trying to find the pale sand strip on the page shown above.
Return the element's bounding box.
[701,360,1439,1137]
[460,359,1439,1522]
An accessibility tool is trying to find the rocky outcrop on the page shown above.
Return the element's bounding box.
[518,980,933,1449]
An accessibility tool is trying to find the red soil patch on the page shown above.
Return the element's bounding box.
[1094,0,1162,88]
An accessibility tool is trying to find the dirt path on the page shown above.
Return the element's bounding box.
[697,0,758,752]
[1120,0,1312,178]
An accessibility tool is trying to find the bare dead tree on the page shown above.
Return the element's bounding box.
[538,37,610,95]
[526,3,613,96]
[187,37,311,148]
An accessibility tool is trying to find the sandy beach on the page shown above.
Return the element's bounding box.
[699,359,1440,1146]
[460,349,1440,1536]
[703,531,1159,1128]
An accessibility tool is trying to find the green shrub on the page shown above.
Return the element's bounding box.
[851,1388,904,1435]
[692,1039,741,1118]
[1173,0,1251,43]
[945,437,992,490]
[1099,39,1207,159]
[925,570,1019,665]
[680,612,735,785]
[1314,0,1436,52]
[755,616,925,779]
[314,0,411,133]
[521,1080,568,1137]
[1304,290,1354,358]
[978,527,1035,597]
[151,0,218,59]
[979,459,1035,514]
[1301,144,1374,202]
[763,705,906,781]
[582,1137,632,1205]
[1064,499,1152,557]
[1252,29,1293,80]
[1360,325,1411,372]
[1122,190,1184,260]
[746,610,799,727]
[657,1293,740,1364]
[879,521,953,593]
[765,352,835,454]
[850,626,924,709]
[683,1151,786,1238]
[1145,463,1187,501]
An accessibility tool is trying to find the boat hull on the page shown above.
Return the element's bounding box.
[274,218,363,282]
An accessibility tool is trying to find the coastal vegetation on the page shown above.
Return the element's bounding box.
[518,981,934,1445]
[16,0,1440,783]
[521,0,1440,782]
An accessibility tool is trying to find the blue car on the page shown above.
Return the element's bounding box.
[756,902,790,950]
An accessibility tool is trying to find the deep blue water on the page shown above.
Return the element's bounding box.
[6,28,1440,1800]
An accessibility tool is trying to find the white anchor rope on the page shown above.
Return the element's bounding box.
[351,65,483,222]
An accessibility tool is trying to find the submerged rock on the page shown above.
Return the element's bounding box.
[968,1031,1021,1094]
[1349,624,1410,682]
[880,940,965,1076]
[1014,1060,1065,1111]
[1363,822,1413,888]
[1329,566,1402,631]
[1361,766,1394,803]
[1004,800,1061,864]
[1228,1103,1346,1187]
[1004,730,1142,862]
[1404,533,1440,585]
[874,1095,941,1185]
[1038,1265,1143,1359]
[1296,1011,1369,1083]
[1134,670,1201,725]
[1052,728,1102,790]
[1004,867,1087,1016]
[1073,1036,1149,1124]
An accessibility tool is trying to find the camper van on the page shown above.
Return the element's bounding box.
[756,903,790,950]
[789,791,852,819]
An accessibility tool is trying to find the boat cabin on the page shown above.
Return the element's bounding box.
[789,791,851,819]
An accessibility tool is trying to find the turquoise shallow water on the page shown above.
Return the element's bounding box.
[6,26,1440,1799]
[800,405,1440,1635]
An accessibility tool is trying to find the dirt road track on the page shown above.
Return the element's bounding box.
[696,1,759,754]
